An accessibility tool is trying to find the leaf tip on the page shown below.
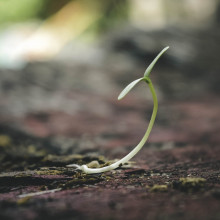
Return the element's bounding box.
[117,78,144,101]
[117,94,123,100]
[144,46,170,77]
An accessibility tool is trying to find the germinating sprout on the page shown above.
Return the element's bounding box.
[67,46,169,174]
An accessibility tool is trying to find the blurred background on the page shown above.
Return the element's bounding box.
[0,0,220,164]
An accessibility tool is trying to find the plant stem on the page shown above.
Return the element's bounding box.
[80,78,158,174]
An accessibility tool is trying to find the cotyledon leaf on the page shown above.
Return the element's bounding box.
[118,77,144,100]
[144,46,169,77]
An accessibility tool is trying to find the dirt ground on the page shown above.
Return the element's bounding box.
[0,27,220,220]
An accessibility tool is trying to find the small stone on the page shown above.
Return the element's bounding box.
[87,160,100,168]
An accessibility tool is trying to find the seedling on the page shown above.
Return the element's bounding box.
[67,46,169,174]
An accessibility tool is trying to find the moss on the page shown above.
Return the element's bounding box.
[36,170,63,175]
[100,161,113,167]
[150,184,168,192]
[61,172,104,189]
[0,135,11,147]
[39,185,47,191]
[17,196,31,206]
[179,177,206,185]
[15,173,32,178]
[173,177,206,192]
[27,145,46,156]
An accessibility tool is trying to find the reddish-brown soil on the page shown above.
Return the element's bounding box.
[0,91,220,220]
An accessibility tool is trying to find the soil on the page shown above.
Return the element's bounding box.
[0,26,220,220]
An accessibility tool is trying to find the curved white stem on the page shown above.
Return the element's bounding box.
[79,78,158,174]
[67,46,169,174]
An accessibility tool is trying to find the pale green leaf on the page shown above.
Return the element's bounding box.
[144,46,169,77]
[118,77,144,100]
